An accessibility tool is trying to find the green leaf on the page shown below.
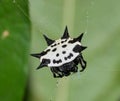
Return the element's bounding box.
[0,0,30,101]
[30,0,120,101]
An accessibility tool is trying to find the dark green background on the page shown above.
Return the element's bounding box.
[0,0,120,101]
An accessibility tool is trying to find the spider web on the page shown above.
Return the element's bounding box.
[12,0,96,101]
[84,0,95,34]
[12,0,95,36]
[12,0,96,38]
[12,0,31,21]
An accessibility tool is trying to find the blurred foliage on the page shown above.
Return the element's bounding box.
[30,0,120,101]
[0,0,120,101]
[0,0,30,101]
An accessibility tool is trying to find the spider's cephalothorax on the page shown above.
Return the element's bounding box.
[31,26,87,78]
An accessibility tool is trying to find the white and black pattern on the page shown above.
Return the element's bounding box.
[31,26,87,78]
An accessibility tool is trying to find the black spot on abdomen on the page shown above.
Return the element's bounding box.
[51,43,57,47]
[52,48,57,52]
[64,53,73,60]
[68,53,73,59]
[46,49,50,52]
[62,51,66,54]
[62,44,67,48]
[53,59,62,64]
[61,39,67,43]
[64,57,67,60]
[56,53,59,57]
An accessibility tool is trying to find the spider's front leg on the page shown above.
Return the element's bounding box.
[79,54,87,72]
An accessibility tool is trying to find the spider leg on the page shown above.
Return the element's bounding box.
[71,65,78,73]
[50,67,63,78]
[79,54,87,72]
[58,64,71,77]
[63,71,70,76]
[50,67,57,78]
